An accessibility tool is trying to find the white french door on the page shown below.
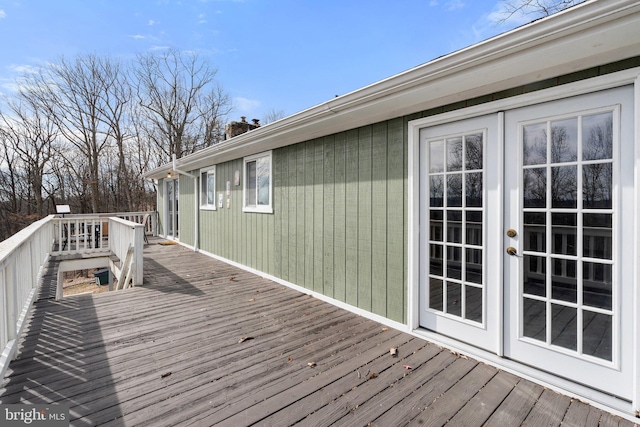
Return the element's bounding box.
[166,178,179,240]
[419,114,502,352]
[419,85,634,400]
[503,86,634,399]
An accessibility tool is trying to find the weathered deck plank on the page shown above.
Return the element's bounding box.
[1,239,638,426]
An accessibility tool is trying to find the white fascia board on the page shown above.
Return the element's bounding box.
[171,0,640,173]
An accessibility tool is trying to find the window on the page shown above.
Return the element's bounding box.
[200,167,216,210]
[243,151,272,213]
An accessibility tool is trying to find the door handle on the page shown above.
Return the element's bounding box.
[506,246,523,257]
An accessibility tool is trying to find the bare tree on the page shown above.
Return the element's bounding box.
[262,108,286,125]
[24,54,116,213]
[134,48,232,159]
[0,89,59,217]
[497,0,584,22]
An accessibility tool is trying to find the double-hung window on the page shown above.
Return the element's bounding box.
[243,151,273,213]
[200,166,216,210]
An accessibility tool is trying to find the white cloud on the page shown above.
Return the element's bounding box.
[445,0,465,11]
[148,19,157,26]
[234,97,261,113]
[150,45,171,51]
[129,34,146,39]
[0,9,6,19]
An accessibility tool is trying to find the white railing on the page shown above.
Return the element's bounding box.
[62,211,157,237]
[0,215,55,379]
[109,217,144,287]
[52,216,111,256]
[0,211,153,379]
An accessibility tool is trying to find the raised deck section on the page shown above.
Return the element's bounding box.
[1,239,637,426]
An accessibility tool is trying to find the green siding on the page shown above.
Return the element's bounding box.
[183,58,640,326]
[198,159,275,276]
[179,175,195,247]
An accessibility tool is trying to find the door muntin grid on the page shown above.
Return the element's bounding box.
[520,108,616,364]
[425,129,485,325]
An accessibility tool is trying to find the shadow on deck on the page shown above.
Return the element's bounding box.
[1,238,637,426]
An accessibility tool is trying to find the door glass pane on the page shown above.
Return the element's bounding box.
[447,246,462,280]
[447,210,462,243]
[447,174,462,207]
[430,175,444,207]
[523,123,547,165]
[430,140,444,172]
[550,118,577,163]
[466,211,482,246]
[583,311,612,361]
[551,165,577,208]
[465,248,482,284]
[583,112,613,161]
[429,244,443,277]
[429,279,443,311]
[447,282,462,317]
[551,304,577,351]
[465,286,482,323]
[523,298,546,342]
[552,213,576,256]
[466,172,482,207]
[465,133,483,170]
[447,137,463,171]
[524,255,546,297]
[583,214,612,259]
[523,168,546,208]
[524,212,545,252]
[583,163,612,209]
[430,210,443,241]
[583,262,612,310]
[551,259,576,303]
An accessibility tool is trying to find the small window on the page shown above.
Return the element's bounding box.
[243,151,272,213]
[200,167,216,210]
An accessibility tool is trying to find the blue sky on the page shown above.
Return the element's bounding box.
[0,0,530,122]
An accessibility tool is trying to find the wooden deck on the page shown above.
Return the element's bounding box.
[1,239,637,426]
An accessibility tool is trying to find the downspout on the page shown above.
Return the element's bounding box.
[172,154,199,252]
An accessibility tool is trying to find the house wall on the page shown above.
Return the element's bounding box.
[178,175,195,247]
[160,55,640,326]
[199,159,276,275]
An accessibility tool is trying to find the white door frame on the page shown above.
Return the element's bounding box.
[407,67,640,415]
[165,177,179,240]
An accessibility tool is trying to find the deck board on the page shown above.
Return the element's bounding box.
[1,239,638,426]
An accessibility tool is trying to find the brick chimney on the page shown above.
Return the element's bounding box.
[225,116,261,139]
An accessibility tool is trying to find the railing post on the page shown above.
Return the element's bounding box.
[134,224,144,286]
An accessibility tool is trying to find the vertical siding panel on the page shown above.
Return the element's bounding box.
[371,122,388,317]
[280,147,289,281]
[323,135,335,298]
[314,138,324,294]
[345,129,359,306]
[304,141,314,290]
[333,133,347,302]
[274,150,283,278]
[288,145,298,282]
[296,143,306,286]
[358,126,372,311]
[231,159,239,259]
[386,117,406,323]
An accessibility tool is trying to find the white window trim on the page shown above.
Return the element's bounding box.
[200,166,217,211]
[243,151,273,213]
